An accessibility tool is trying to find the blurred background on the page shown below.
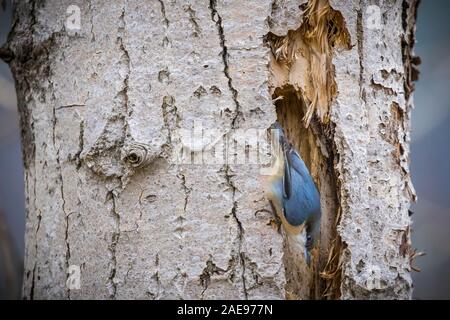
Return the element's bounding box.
[0,1,449,299]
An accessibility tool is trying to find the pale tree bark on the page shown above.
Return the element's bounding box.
[1,0,419,300]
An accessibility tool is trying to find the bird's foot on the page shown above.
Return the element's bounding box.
[266,216,282,233]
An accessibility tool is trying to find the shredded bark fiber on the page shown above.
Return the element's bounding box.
[268,0,351,126]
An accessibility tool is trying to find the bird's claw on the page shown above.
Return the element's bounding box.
[267,217,282,233]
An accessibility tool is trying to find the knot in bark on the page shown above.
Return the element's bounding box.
[122,142,154,168]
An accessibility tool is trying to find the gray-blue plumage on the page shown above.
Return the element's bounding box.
[283,148,321,229]
[268,122,321,263]
[272,145,321,240]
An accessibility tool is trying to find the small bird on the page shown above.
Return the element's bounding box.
[265,122,321,266]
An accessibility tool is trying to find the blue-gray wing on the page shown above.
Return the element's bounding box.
[282,147,292,199]
[283,148,321,227]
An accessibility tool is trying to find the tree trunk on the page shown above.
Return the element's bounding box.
[2,0,419,299]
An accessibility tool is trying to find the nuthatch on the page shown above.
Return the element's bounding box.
[265,122,321,265]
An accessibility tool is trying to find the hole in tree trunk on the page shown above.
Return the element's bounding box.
[266,0,352,299]
[272,85,341,300]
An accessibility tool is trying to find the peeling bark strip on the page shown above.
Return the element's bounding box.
[268,0,351,127]
[4,0,417,299]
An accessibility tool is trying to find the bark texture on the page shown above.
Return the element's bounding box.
[3,0,418,299]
